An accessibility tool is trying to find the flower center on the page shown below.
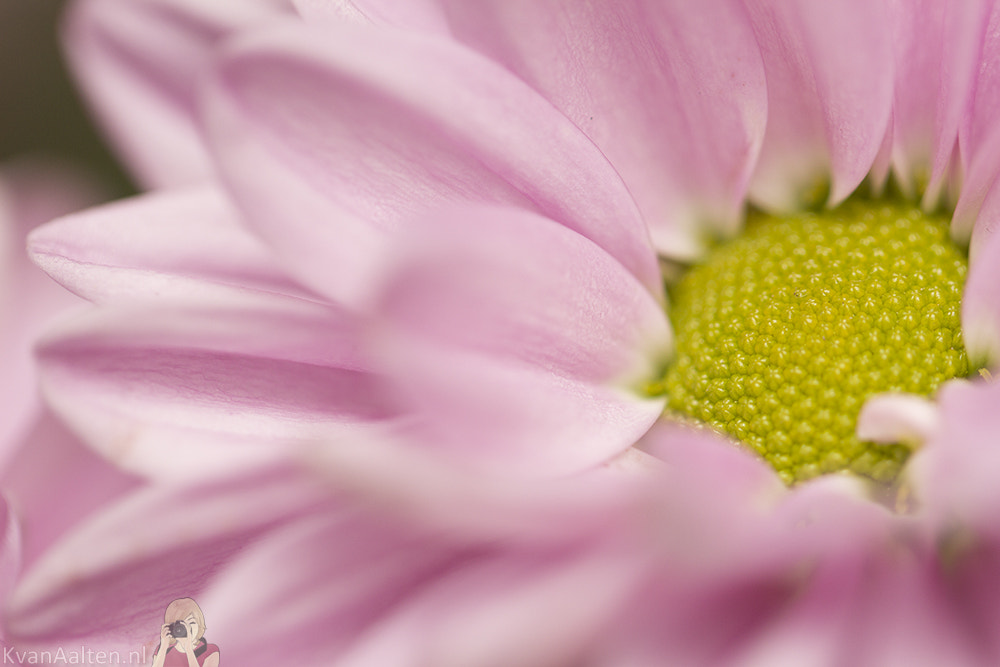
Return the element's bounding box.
[660,199,969,485]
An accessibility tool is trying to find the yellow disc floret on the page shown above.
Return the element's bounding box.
[664,199,969,485]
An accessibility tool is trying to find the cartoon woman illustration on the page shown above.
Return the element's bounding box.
[151,598,220,667]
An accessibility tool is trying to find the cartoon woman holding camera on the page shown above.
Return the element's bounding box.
[151,598,220,667]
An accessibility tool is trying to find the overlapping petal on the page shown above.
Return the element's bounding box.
[29,187,318,308]
[885,0,988,207]
[954,2,1000,246]
[0,409,141,570]
[905,379,1000,661]
[912,379,1000,531]
[63,0,294,188]
[744,0,894,211]
[36,304,396,481]
[370,205,668,476]
[203,429,904,666]
[960,218,1000,368]
[4,467,329,654]
[403,0,767,260]
[293,0,447,30]
[0,163,96,459]
[203,511,562,667]
[200,20,661,306]
[27,185,403,481]
[200,442,661,666]
[731,543,983,667]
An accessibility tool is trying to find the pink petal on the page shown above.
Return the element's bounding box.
[306,428,650,543]
[887,0,989,206]
[0,163,96,458]
[201,21,660,307]
[372,205,668,476]
[638,420,784,506]
[697,481,909,664]
[913,379,1000,533]
[337,534,641,667]
[597,475,888,665]
[293,0,448,30]
[966,170,1000,260]
[412,0,767,259]
[202,512,469,666]
[63,0,294,188]
[0,496,21,618]
[954,2,1000,244]
[203,469,648,667]
[744,0,894,210]
[37,305,396,481]
[942,535,1000,661]
[29,187,318,308]
[961,221,1000,368]
[731,537,983,666]
[855,392,940,446]
[4,467,329,653]
[849,554,985,667]
[0,409,141,570]
[727,550,866,666]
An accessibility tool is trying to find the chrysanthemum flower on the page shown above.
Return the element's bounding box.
[17,0,1000,663]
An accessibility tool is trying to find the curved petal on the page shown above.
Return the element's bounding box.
[848,555,985,667]
[293,0,447,31]
[1,409,141,570]
[913,379,1000,532]
[204,468,648,667]
[412,0,767,260]
[0,163,97,456]
[202,512,468,666]
[200,20,660,307]
[886,0,988,206]
[37,304,397,481]
[954,2,1000,244]
[731,541,983,667]
[961,221,1000,369]
[371,206,669,477]
[637,420,784,508]
[966,171,1000,261]
[29,187,320,308]
[336,533,641,667]
[4,467,329,653]
[306,428,651,542]
[0,496,22,616]
[744,0,894,210]
[728,550,867,667]
[856,393,940,447]
[596,476,891,665]
[940,533,1000,662]
[63,0,294,188]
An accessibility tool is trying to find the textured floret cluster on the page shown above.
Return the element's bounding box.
[665,199,969,484]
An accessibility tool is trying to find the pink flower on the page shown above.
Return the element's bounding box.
[16,0,1000,664]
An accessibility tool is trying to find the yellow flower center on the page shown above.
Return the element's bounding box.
[661,199,969,484]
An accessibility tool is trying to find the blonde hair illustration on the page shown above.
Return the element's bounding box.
[164,598,206,643]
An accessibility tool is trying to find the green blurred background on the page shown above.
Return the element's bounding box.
[1,0,133,196]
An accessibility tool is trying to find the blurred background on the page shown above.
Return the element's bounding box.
[1,0,132,197]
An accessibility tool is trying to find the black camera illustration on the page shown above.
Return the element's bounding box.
[167,621,188,639]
